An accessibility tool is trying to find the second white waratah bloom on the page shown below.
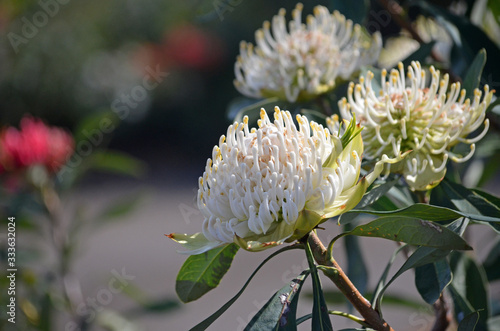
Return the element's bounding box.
[339,61,493,191]
[234,3,382,103]
[168,107,404,254]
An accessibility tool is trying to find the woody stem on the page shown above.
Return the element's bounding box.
[307,232,394,331]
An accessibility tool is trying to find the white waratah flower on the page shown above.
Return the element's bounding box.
[168,107,404,254]
[339,61,493,191]
[234,3,382,102]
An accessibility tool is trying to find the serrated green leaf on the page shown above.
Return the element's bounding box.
[415,259,452,305]
[176,244,239,303]
[342,217,471,250]
[305,241,333,331]
[463,49,487,99]
[244,270,309,331]
[189,245,303,331]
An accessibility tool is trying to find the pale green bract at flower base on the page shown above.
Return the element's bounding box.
[234,3,382,102]
[339,61,493,191]
[168,107,406,254]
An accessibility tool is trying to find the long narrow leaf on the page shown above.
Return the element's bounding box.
[244,270,309,331]
[373,218,469,312]
[347,203,500,223]
[189,245,303,331]
[338,217,471,250]
[414,259,452,305]
[305,241,333,331]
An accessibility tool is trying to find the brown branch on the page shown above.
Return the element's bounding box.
[308,232,394,331]
[431,294,451,331]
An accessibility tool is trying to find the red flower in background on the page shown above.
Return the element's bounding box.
[0,116,74,174]
[134,24,226,73]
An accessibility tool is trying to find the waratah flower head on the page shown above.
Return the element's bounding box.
[339,61,493,191]
[234,3,382,102]
[0,116,74,174]
[168,107,405,254]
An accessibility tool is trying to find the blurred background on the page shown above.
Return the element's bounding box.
[0,0,499,330]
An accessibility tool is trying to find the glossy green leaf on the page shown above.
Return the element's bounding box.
[373,218,469,311]
[483,238,500,281]
[305,241,333,331]
[359,179,400,210]
[371,245,406,310]
[458,311,480,331]
[190,245,303,331]
[470,189,500,233]
[435,180,500,232]
[449,284,476,326]
[244,270,309,331]
[347,202,500,223]
[176,244,239,303]
[450,252,489,329]
[415,259,452,305]
[463,49,487,99]
[341,217,471,250]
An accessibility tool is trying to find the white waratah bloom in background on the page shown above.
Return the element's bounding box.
[339,61,493,191]
[234,3,382,102]
[168,107,405,254]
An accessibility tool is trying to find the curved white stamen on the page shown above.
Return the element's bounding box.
[234,4,381,102]
[340,61,493,190]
